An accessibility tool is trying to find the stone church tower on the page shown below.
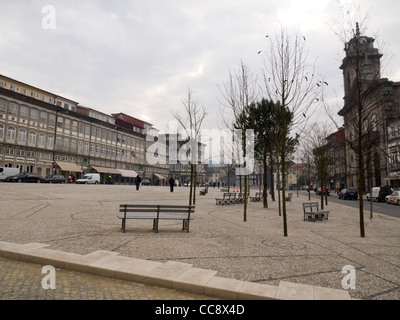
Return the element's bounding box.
[338,23,400,190]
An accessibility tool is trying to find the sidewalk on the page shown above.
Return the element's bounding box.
[0,184,399,300]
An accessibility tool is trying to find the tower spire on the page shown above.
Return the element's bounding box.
[356,22,360,37]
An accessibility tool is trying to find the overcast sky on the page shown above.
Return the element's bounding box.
[1,0,399,134]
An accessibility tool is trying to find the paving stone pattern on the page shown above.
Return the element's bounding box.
[0,184,399,300]
[0,257,211,300]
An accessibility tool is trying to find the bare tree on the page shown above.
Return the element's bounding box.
[170,87,207,205]
[260,26,322,236]
[303,123,335,209]
[218,61,259,222]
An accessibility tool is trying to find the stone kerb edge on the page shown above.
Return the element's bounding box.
[0,241,352,300]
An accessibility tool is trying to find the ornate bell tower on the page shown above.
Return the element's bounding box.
[340,23,383,103]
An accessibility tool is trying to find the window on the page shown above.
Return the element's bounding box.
[72,121,78,132]
[5,148,14,155]
[0,124,3,139]
[79,123,84,133]
[71,139,76,151]
[56,136,62,148]
[20,106,28,119]
[16,150,25,156]
[39,133,45,146]
[9,103,18,116]
[84,142,89,152]
[40,111,47,124]
[18,128,27,143]
[371,114,377,131]
[30,109,38,121]
[64,118,70,130]
[27,151,35,158]
[7,127,16,141]
[49,114,56,126]
[28,131,36,144]
[63,138,69,150]
[0,100,6,113]
[47,134,54,148]
[57,116,63,128]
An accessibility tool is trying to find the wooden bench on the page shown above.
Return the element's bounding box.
[118,204,195,233]
[234,192,250,204]
[228,192,237,204]
[250,192,262,202]
[199,186,208,195]
[285,192,293,205]
[302,202,329,222]
[216,193,230,205]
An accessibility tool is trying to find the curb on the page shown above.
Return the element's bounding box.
[0,241,353,300]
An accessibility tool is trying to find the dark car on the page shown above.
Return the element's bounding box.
[43,175,66,184]
[4,172,42,183]
[338,188,358,200]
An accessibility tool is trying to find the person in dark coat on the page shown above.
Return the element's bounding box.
[135,175,142,191]
[169,176,175,192]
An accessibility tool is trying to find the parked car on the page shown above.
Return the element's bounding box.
[385,191,400,205]
[141,179,151,186]
[338,188,358,200]
[368,186,392,202]
[43,175,66,184]
[76,173,101,184]
[4,172,42,183]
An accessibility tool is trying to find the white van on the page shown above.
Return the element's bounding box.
[368,186,392,202]
[76,173,101,184]
[0,167,20,181]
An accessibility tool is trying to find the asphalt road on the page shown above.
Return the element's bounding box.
[301,191,400,219]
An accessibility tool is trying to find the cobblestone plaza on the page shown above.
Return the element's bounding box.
[0,183,399,300]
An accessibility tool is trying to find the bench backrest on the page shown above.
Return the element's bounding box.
[119,204,195,218]
[302,202,319,212]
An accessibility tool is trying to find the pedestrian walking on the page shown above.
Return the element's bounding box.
[135,175,142,191]
[169,176,175,192]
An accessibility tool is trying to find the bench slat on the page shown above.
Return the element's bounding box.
[118,214,157,219]
[120,204,195,209]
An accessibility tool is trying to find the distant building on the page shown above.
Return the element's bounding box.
[0,74,167,183]
[326,127,346,191]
